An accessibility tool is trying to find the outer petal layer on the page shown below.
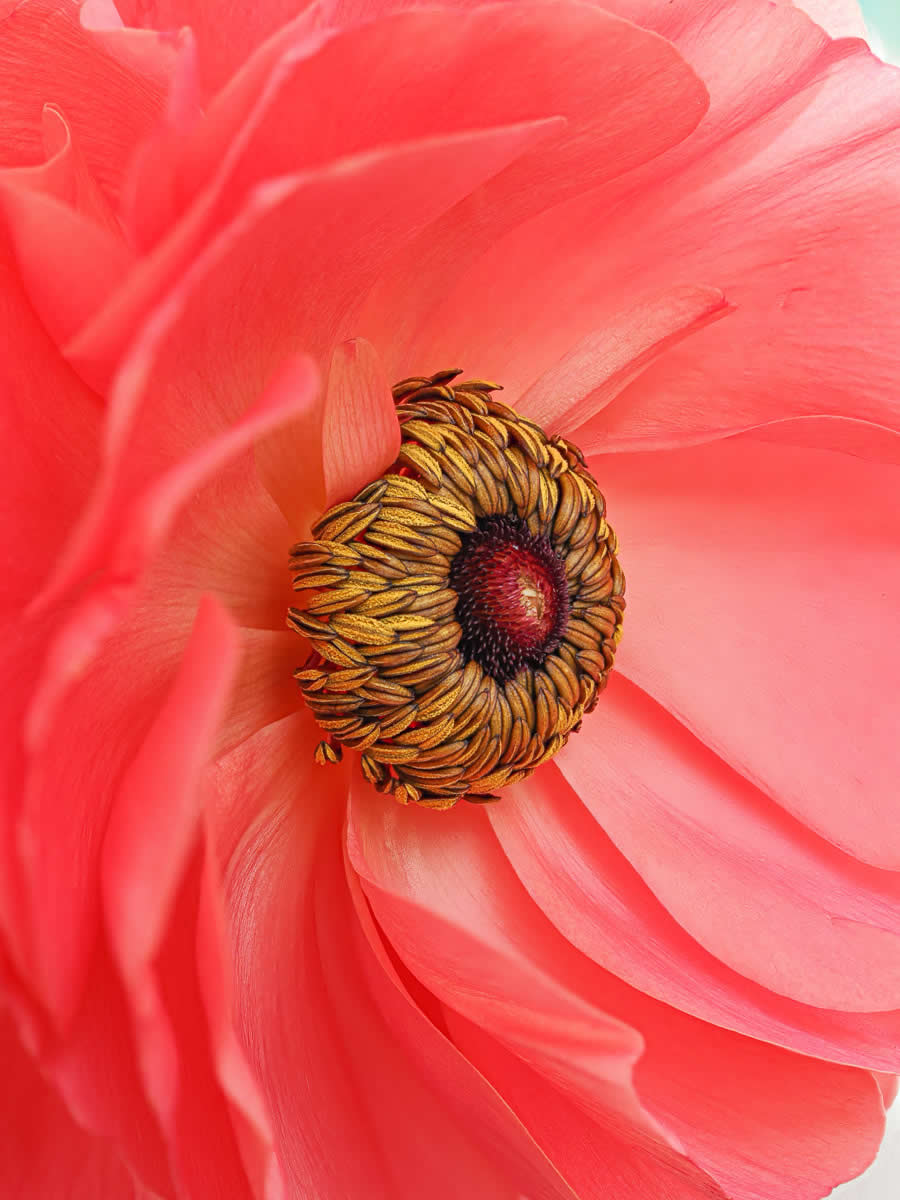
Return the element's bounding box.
[594,428,900,869]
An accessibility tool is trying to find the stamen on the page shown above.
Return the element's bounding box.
[288,371,624,809]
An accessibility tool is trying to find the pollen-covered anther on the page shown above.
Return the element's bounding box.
[288,370,624,809]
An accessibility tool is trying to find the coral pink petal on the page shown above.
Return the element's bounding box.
[348,789,885,1200]
[0,236,100,985]
[347,790,723,1185]
[357,4,708,379]
[341,857,581,1200]
[518,286,732,434]
[215,713,571,1198]
[99,596,276,1198]
[71,2,703,393]
[493,765,900,1070]
[556,675,900,1012]
[597,428,900,869]
[102,595,239,980]
[0,1012,145,1199]
[398,2,900,442]
[1,182,134,347]
[322,339,400,509]
[443,1008,729,1200]
[0,0,168,198]
[63,123,553,530]
[113,0,310,97]
[19,340,316,1025]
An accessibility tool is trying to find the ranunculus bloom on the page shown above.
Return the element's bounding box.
[2,0,899,1196]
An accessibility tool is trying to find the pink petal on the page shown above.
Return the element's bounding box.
[557,675,900,1012]
[113,0,309,97]
[214,713,573,1198]
[1,151,135,345]
[595,427,900,869]
[518,286,732,434]
[0,1011,145,1199]
[102,595,238,982]
[348,791,716,1177]
[0,0,168,199]
[441,1008,729,1200]
[0,233,101,991]
[348,787,886,1200]
[25,599,279,1198]
[100,597,276,1198]
[18,338,316,1023]
[493,764,900,1070]
[71,2,704,393]
[322,339,400,508]
[397,1,900,445]
[357,3,708,380]
[781,0,869,38]
[65,123,555,529]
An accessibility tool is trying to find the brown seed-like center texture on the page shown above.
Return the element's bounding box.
[288,371,625,810]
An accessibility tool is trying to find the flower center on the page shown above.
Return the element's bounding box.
[287,370,624,810]
[450,515,569,684]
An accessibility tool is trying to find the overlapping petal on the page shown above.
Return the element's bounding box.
[592,428,900,868]
[348,794,887,1200]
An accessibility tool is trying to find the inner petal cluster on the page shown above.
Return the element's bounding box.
[288,371,624,809]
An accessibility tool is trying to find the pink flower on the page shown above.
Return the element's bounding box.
[2,0,899,1196]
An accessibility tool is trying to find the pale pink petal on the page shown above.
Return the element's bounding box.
[594,428,900,868]
[493,764,900,1070]
[348,789,886,1200]
[518,286,732,434]
[214,713,574,1198]
[0,1012,145,1199]
[782,0,869,39]
[322,338,400,509]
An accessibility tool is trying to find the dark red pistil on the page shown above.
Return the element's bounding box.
[449,515,569,684]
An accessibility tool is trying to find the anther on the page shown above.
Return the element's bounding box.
[288,371,624,809]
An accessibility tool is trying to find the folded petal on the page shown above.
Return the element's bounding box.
[0,1012,145,1199]
[0,234,100,987]
[348,791,886,1200]
[348,792,726,1187]
[73,2,706,392]
[0,0,168,197]
[493,763,900,1069]
[518,286,732,434]
[556,675,900,1013]
[595,427,900,868]
[113,0,309,97]
[399,1,900,445]
[214,712,574,1198]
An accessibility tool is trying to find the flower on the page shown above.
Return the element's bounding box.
[2,0,899,1197]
